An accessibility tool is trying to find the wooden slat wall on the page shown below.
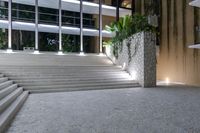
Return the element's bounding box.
[157,0,200,86]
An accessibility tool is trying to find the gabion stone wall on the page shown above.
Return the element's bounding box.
[106,32,156,87]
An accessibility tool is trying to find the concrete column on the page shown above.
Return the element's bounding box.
[7,0,12,52]
[99,0,103,54]
[80,0,84,54]
[34,0,39,53]
[58,0,63,54]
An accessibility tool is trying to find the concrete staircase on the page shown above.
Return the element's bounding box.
[0,52,139,132]
[0,73,29,132]
[0,52,139,93]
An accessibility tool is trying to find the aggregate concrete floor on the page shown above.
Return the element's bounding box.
[6,86,200,133]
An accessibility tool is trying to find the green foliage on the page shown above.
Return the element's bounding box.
[62,35,79,52]
[104,13,157,46]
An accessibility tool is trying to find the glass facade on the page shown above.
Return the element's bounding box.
[0,1,97,52]
[0,0,133,53]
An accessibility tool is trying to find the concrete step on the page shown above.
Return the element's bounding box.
[2,71,124,75]
[17,80,135,86]
[0,66,119,69]
[0,66,120,70]
[9,75,130,81]
[23,82,138,91]
[0,91,29,133]
[13,78,130,83]
[0,84,18,100]
[0,74,4,78]
[9,77,129,81]
[5,73,129,78]
[0,67,119,70]
[0,81,13,90]
[28,84,139,93]
[0,87,23,114]
[0,69,122,74]
[0,77,8,84]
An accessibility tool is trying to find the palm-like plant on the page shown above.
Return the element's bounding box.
[104,13,156,46]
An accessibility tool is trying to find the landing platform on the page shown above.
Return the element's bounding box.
[7,86,200,133]
[0,50,114,66]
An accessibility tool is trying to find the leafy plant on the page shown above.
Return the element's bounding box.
[62,35,79,52]
[105,13,156,46]
[104,13,157,58]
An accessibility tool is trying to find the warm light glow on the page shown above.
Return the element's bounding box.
[130,71,137,80]
[105,45,111,57]
[57,51,65,55]
[79,52,85,56]
[98,53,105,56]
[166,77,170,84]
[6,49,13,53]
[33,50,40,55]
[122,62,126,70]
[112,57,116,63]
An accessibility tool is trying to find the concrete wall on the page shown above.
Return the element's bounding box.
[105,32,156,87]
[157,0,200,86]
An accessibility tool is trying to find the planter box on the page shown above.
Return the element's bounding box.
[105,32,156,87]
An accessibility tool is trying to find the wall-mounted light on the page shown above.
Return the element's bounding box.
[6,49,13,53]
[79,52,85,56]
[57,51,64,55]
[122,62,126,70]
[130,70,137,80]
[33,50,39,54]
[165,77,170,84]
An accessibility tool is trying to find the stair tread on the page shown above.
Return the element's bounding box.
[0,84,18,100]
[0,77,8,83]
[0,87,23,114]
[0,91,28,132]
[0,74,4,78]
[28,85,139,93]
[0,81,13,90]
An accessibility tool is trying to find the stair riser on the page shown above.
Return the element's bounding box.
[14,79,131,84]
[6,74,130,79]
[0,88,23,114]
[13,78,129,83]
[0,78,8,84]
[0,91,29,133]
[0,84,18,100]
[0,74,4,78]
[3,72,125,76]
[17,81,135,86]
[28,85,139,93]
[23,84,138,90]
[0,81,13,90]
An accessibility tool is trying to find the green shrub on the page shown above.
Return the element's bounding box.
[104,13,157,46]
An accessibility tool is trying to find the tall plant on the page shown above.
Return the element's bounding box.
[104,13,156,46]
